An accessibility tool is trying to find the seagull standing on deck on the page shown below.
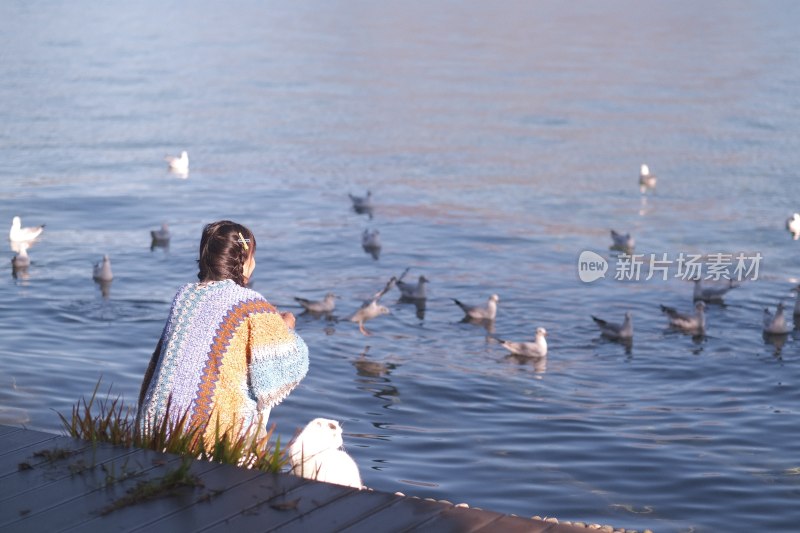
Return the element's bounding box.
[93,254,114,282]
[497,327,548,357]
[9,216,45,243]
[349,277,396,335]
[452,293,499,321]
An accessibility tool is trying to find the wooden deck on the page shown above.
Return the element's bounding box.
[0,424,596,532]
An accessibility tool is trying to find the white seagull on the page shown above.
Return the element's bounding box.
[165,150,189,174]
[11,242,31,269]
[610,229,635,252]
[497,327,548,358]
[396,267,429,300]
[639,163,657,192]
[9,216,45,243]
[591,311,633,341]
[763,302,791,335]
[349,277,396,335]
[693,279,738,303]
[786,213,800,240]
[661,301,706,335]
[452,293,499,321]
[93,254,114,282]
[295,292,338,314]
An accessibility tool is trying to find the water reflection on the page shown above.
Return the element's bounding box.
[95,279,112,299]
[460,316,495,335]
[503,353,547,374]
[351,346,400,404]
[763,331,789,356]
[397,296,426,321]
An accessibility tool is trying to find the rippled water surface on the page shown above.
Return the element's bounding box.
[2,2,800,531]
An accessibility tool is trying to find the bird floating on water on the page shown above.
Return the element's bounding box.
[165,151,189,175]
[591,311,633,341]
[93,254,113,282]
[452,293,499,321]
[661,301,705,335]
[150,222,171,248]
[348,277,396,335]
[362,229,381,259]
[763,302,791,335]
[9,216,45,243]
[349,190,374,217]
[396,267,429,300]
[786,213,800,240]
[610,229,635,252]
[295,292,338,315]
[496,327,548,358]
[639,163,657,192]
[693,278,738,303]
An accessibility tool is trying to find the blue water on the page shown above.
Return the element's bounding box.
[2,1,800,531]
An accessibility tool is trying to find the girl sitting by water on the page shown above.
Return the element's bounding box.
[136,220,309,447]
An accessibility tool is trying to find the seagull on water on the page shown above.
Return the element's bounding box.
[165,151,189,174]
[362,229,381,259]
[591,311,633,341]
[786,213,800,240]
[496,327,548,358]
[396,267,429,300]
[693,278,738,303]
[349,277,396,335]
[150,222,171,247]
[763,302,791,335]
[9,216,45,243]
[639,163,657,192]
[452,293,499,321]
[661,301,705,335]
[11,242,31,269]
[294,292,338,314]
[610,230,635,252]
[349,190,373,216]
[93,254,113,282]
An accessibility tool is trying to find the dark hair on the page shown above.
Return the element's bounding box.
[197,220,256,287]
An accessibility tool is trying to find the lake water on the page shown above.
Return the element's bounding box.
[2,1,800,531]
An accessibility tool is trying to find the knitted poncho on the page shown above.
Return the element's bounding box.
[137,279,309,442]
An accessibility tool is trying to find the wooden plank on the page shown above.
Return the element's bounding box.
[271,488,405,532]
[0,427,62,457]
[0,434,91,480]
[1,446,186,531]
[130,468,307,532]
[413,505,509,532]
[59,458,225,533]
[473,516,590,533]
[336,496,448,533]
[199,476,353,533]
[0,424,23,437]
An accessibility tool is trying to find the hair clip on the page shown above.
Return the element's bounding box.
[237,232,250,251]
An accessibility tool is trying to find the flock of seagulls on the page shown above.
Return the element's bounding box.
[7,161,799,361]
